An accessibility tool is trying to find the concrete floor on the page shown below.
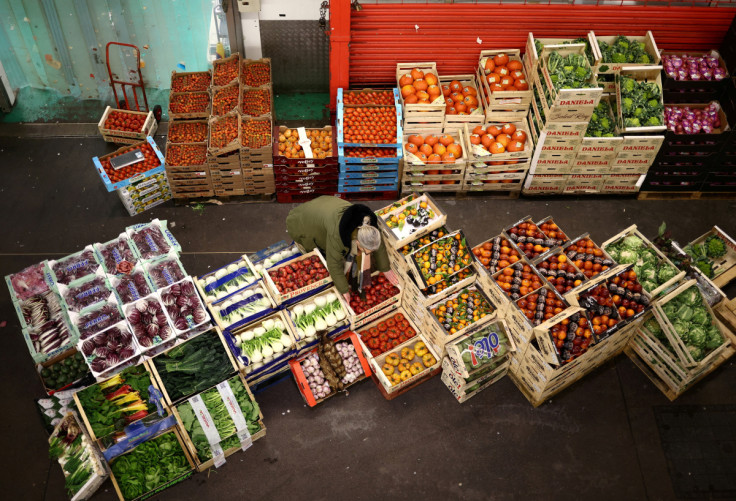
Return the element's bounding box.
[1,135,735,501]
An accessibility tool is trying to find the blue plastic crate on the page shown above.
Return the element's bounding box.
[93,136,166,192]
[337,145,402,164]
[336,88,400,108]
[338,179,399,192]
[339,162,400,173]
[339,168,398,180]
[336,102,403,148]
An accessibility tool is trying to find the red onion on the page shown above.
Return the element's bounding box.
[664,102,722,135]
[662,53,728,81]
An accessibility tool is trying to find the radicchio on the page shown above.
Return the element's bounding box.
[82,324,138,374]
[130,224,171,260]
[52,250,99,285]
[114,271,153,303]
[29,318,72,355]
[63,277,112,312]
[21,290,63,329]
[160,279,208,333]
[9,262,49,300]
[97,236,138,273]
[125,297,172,349]
[147,258,185,288]
[76,303,122,340]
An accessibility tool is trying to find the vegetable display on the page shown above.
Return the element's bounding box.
[431,288,494,335]
[380,340,437,386]
[405,133,464,164]
[473,236,521,274]
[7,262,50,301]
[177,375,262,461]
[685,234,728,278]
[358,312,418,357]
[197,260,258,302]
[659,286,724,362]
[75,302,124,340]
[516,288,567,327]
[61,276,112,313]
[241,88,271,117]
[597,35,655,65]
[129,222,172,260]
[495,262,544,299]
[618,75,663,128]
[251,244,300,273]
[40,351,89,390]
[277,128,333,159]
[411,232,472,285]
[96,236,138,274]
[290,291,346,341]
[545,51,595,90]
[565,237,614,279]
[444,79,482,115]
[98,142,162,185]
[213,57,238,86]
[662,53,727,82]
[113,270,153,304]
[506,220,554,259]
[49,415,103,497]
[125,297,174,349]
[152,330,235,402]
[51,249,100,285]
[235,316,294,370]
[28,317,73,357]
[215,287,271,327]
[75,366,156,440]
[37,391,76,432]
[80,323,139,374]
[242,61,270,86]
[664,103,722,135]
[242,119,272,148]
[210,114,239,149]
[165,143,207,166]
[300,353,332,399]
[343,90,394,106]
[605,234,679,293]
[110,432,191,501]
[168,121,208,143]
[344,146,397,158]
[468,123,528,156]
[170,92,209,114]
[586,100,617,137]
[347,272,400,315]
[536,253,585,294]
[547,312,594,364]
[212,84,239,116]
[19,290,64,330]
[146,256,186,288]
[267,254,329,294]
[171,72,210,92]
[160,279,209,334]
[104,110,146,133]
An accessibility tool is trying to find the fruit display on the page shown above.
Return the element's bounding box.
[358,312,418,357]
[60,276,113,313]
[277,128,333,159]
[159,279,209,334]
[404,133,464,164]
[169,92,209,115]
[430,287,494,335]
[547,312,594,364]
[443,79,481,115]
[410,231,472,286]
[104,110,147,133]
[50,248,100,285]
[171,72,210,92]
[604,233,679,293]
[538,219,569,248]
[380,340,437,386]
[125,296,174,349]
[398,67,442,104]
[516,288,567,327]
[472,235,521,274]
[165,143,207,166]
[468,122,529,156]
[97,141,162,185]
[212,84,240,116]
[267,254,329,295]
[564,237,615,279]
[79,322,140,375]
[213,56,239,86]
[40,351,89,391]
[505,220,552,259]
[241,88,271,117]
[241,119,271,149]
[242,61,270,86]
[576,284,622,336]
[347,273,400,315]
[536,253,585,294]
[481,52,530,92]
[341,107,398,144]
[385,198,437,233]
[495,262,544,299]
[343,90,394,105]
[423,268,474,297]
[210,114,239,149]
[168,121,208,143]
[605,268,650,320]
[343,147,398,158]
[398,226,448,256]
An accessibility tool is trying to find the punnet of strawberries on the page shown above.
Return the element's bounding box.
[104,110,146,133]
[268,255,329,293]
[348,273,400,315]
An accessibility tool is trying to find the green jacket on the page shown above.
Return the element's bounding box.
[285,196,390,294]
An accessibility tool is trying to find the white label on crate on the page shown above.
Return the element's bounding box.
[216,380,253,451]
[404,151,425,165]
[188,394,226,467]
[431,95,444,105]
[297,127,314,159]
[472,145,492,157]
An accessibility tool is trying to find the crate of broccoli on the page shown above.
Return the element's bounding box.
[684,226,736,288]
[615,66,667,133]
[591,32,661,74]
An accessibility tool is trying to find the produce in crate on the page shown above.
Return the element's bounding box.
[277,128,333,159]
[398,67,440,104]
[210,114,239,149]
[113,269,153,303]
[606,269,650,318]
[343,146,397,158]
[125,297,174,348]
[7,262,50,300]
[212,84,239,116]
[405,133,463,164]
[152,330,235,402]
[605,234,678,293]
[538,220,568,247]
[431,288,494,334]
[424,268,474,297]
[235,317,294,368]
[506,221,552,258]
[80,323,139,373]
[534,38,594,65]
[215,287,271,326]
[347,272,400,315]
[96,236,138,274]
[411,232,472,285]
[172,72,210,92]
[586,100,617,137]
[19,290,64,329]
[242,61,270,86]
[547,312,594,363]
[597,35,655,65]
[129,223,172,261]
[241,119,271,148]
[660,286,724,362]
[536,254,585,294]
[342,107,398,144]
[110,432,191,500]
[37,392,76,431]
[473,236,521,274]
[443,79,480,114]
[662,53,727,81]
[170,92,209,114]
[565,238,614,279]
[241,88,271,116]
[268,254,328,294]
[495,262,544,299]
[28,318,73,356]
[62,276,113,312]
[75,302,123,340]
[385,199,436,232]
[481,53,529,92]
[75,366,156,439]
[376,194,418,216]
[213,57,239,86]
[300,353,332,399]
[49,416,103,498]
[381,340,437,386]
[453,323,511,373]
[664,103,722,134]
[685,234,727,278]
[146,256,186,288]
[618,75,663,128]
[51,249,100,285]
[177,376,261,461]
[198,261,258,302]
[359,312,417,357]
[399,226,449,256]
[251,244,301,273]
[577,284,622,336]
[104,110,147,133]
[290,291,346,341]
[516,289,566,327]
[343,90,394,105]
[168,121,208,143]
[165,143,207,166]
[334,339,364,384]
[40,351,89,390]
[545,51,595,90]
[160,280,208,334]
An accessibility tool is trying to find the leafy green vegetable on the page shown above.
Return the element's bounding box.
[618,74,663,128]
[597,36,655,65]
[586,100,617,137]
[705,325,724,350]
[691,308,709,326]
[689,326,707,350]
[688,344,704,362]
[546,50,595,90]
[644,317,664,339]
[673,320,690,343]
[605,234,678,293]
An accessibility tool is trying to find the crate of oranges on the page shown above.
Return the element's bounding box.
[426,285,497,347]
[274,126,335,165]
[476,50,532,122]
[440,75,484,133]
[406,230,474,289]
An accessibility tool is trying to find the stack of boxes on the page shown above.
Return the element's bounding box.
[336,88,401,197]
[240,58,275,196]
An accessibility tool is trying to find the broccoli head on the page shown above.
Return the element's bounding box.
[636,53,651,64]
[574,66,590,81]
[622,97,634,114]
[625,117,641,127]
[600,116,611,130]
[620,76,636,95]
[706,236,727,258]
[645,116,662,127]
[611,53,628,64]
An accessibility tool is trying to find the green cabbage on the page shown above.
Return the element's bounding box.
[674,304,694,322]
[690,308,709,326]
[657,265,678,284]
[640,266,657,282]
[644,317,664,340]
[689,326,707,350]
[672,320,690,343]
[680,287,701,306]
[622,235,644,249]
[662,303,677,318]
[642,280,658,293]
[640,249,659,266]
[687,344,704,362]
[706,235,727,258]
[607,247,621,261]
[618,250,639,264]
[705,325,724,350]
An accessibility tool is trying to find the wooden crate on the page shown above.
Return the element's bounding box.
[443,317,516,378]
[171,70,211,93]
[396,62,445,133]
[376,192,447,250]
[463,118,535,164]
[617,135,664,160]
[340,271,403,330]
[169,90,211,119]
[524,33,594,76]
[476,49,532,122]
[439,74,485,133]
[365,332,442,396]
[168,119,209,145]
[240,84,273,118]
[261,249,332,306]
[208,111,242,156]
[403,229,473,289]
[212,53,241,87]
[241,57,272,87]
[402,129,468,170]
[98,106,157,143]
[441,357,510,403]
[590,31,661,74]
[685,226,736,289]
[615,67,666,134]
[211,80,241,117]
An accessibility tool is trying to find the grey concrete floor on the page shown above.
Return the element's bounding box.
[1,136,735,501]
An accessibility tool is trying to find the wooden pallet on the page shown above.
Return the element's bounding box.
[415,190,521,200]
[637,191,736,200]
[173,193,274,206]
